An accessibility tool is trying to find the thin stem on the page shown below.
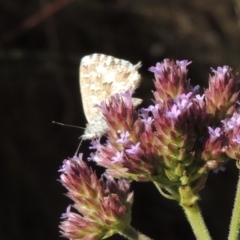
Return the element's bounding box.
[119,225,153,240]
[182,203,212,240]
[153,181,179,200]
[228,171,240,240]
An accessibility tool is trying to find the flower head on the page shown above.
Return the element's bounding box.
[201,127,229,170]
[205,66,239,123]
[149,59,192,103]
[59,155,133,239]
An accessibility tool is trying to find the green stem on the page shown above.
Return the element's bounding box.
[153,181,210,239]
[119,225,153,240]
[153,181,179,200]
[182,203,211,240]
[228,171,240,240]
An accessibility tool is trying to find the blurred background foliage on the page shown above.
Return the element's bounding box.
[1,0,240,239]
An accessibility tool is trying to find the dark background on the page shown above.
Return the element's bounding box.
[1,0,240,239]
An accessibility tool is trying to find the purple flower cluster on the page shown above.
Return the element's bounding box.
[89,59,235,189]
[59,59,240,239]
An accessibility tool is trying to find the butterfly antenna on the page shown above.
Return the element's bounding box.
[52,121,84,129]
[74,138,83,156]
[52,121,85,155]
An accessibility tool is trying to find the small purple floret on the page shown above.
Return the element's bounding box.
[208,127,221,138]
[211,66,229,75]
[222,113,240,131]
[61,205,71,219]
[165,105,181,119]
[148,62,164,77]
[111,151,124,163]
[125,142,141,155]
[232,134,240,145]
[176,60,192,73]
[117,131,130,144]
[175,93,193,110]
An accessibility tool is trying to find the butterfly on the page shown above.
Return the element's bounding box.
[79,53,142,140]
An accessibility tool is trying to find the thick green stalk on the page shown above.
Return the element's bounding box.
[119,225,153,240]
[228,171,240,240]
[153,182,211,240]
[178,186,211,240]
[182,203,212,240]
